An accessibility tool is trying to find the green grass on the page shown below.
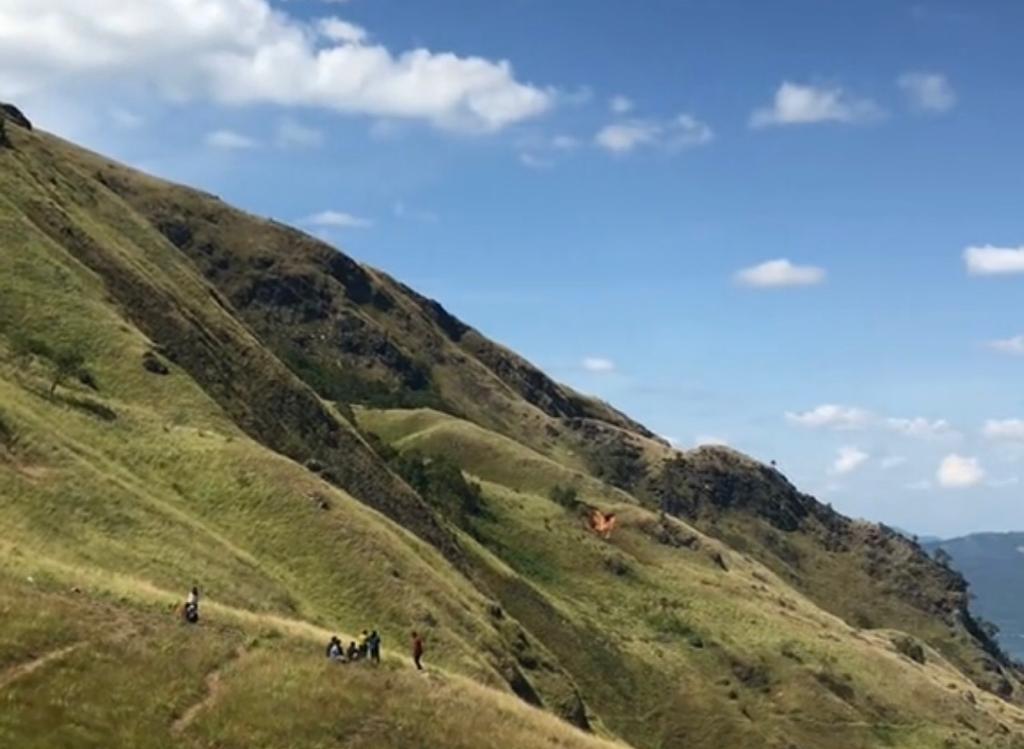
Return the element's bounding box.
[2,120,1024,749]
[361,407,1024,749]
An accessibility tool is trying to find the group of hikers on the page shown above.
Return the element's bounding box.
[326,630,426,670]
[181,586,426,670]
[326,630,381,663]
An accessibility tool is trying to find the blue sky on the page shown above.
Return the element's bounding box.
[5,0,1024,537]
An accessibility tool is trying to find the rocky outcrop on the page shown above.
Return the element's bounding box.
[0,103,32,131]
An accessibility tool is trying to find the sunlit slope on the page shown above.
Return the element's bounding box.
[0,574,629,749]
[2,107,1023,748]
[45,108,1021,708]
[360,407,1024,749]
[0,120,595,735]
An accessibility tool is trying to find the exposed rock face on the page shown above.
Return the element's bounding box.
[0,103,32,130]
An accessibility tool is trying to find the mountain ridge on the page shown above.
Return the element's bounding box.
[2,104,1023,748]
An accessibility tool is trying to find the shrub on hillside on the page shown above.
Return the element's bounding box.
[549,484,580,510]
[892,635,926,665]
[389,450,484,524]
[0,410,15,448]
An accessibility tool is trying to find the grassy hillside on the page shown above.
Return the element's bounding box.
[2,105,1023,747]
[359,407,1024,749]
[59,119,1021,705]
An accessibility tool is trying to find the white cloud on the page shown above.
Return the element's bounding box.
[318,17,367,45]
[695,435,729,447]
[735,258,826,288]
[937,454,985,489]
[0,0,551,133]
[750,82,882,128]
[519,152,554,169]
[302,210,372,228]
[964,245,1024,276]
[609,95,634,114]
[594,114,713,154]
[897,72,956,113]
[205,129,259,149]
[881,455,908,470]
[987,335,1024,355]
[885,417,957,440]
[516,133,579,169]
[785,404,870,430]
[276,118,325,149]
[595,121,659,153]
[832,446,869,475]
[582,357,616,373]
[983,419,1024,442]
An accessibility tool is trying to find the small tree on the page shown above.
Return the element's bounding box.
[50,348,85,396]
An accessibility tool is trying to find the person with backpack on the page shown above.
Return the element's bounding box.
[411,631,424,670]
[368,630,381,663]
[183,585,200,624]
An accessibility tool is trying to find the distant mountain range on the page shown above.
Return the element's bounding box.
[925,533,1024,661]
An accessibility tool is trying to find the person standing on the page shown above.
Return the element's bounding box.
[411,631,424,671]
[184,585,200,624]
[369,630,381,663]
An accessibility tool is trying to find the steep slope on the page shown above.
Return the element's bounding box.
[46,111,1020,700]
[2,105,1023,748]
[359,407,1024,749]
[926,533,1024,661]
[0,109,593,728]
[57,114,1020,704]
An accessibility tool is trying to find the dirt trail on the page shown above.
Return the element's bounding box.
[0,643,82,690]
[171,644,249,735]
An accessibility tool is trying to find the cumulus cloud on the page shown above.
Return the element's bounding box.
[986,335,1024,355]
[317,17,368,44]
[786,404,871,430]
[734,259,826,288]
[832,446,869,475]
[885,417,957,440]
[750,82,882,128]
[695,435,729,447]
[983,419,1024,441]
[609,95,634,114]
[519,152,553,169]
[582,357,616,373]
[302,210,372,228]
[594,114,713,154]
[897,72,956,113]
[205,129,259,149]
[963,245,1024,276]
[937,454,985,488]
[0,0,551,133]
